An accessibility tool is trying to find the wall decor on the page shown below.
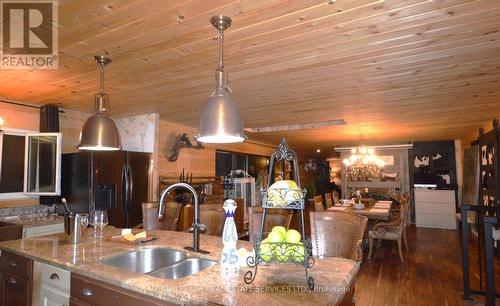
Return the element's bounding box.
[409,140,457,189]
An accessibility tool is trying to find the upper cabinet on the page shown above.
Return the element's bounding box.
[24,133,62,195]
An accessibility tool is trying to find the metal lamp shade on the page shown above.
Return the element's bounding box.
[77,114,121,151]
[196,94,246,143]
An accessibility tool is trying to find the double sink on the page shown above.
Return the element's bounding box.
[101,248,216,280]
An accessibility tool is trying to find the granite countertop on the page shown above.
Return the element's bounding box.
[0,215,64,228]
[0,229,360,305]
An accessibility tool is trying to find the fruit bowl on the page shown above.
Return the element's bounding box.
[353,202,365,210]
[250,227,314,266]
[256,241,307,264]
[266,180,304,208]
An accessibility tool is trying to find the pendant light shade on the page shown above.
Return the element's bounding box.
[196,16,246,144]
[78,113,121,151]
[77,56,121,151]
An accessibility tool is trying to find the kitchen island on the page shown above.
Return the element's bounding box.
[0,229,360,305]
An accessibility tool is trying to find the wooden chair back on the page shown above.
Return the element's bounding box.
[313,195,324,211]
[332,190,340,205]
[324,193,333,209]
[399,195,410,230]
[248,206,292,242]
[142,201,182,231]
[310,211,367,261]
[199,205,225,236]
[204,195,223,204]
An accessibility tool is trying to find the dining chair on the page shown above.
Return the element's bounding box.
[142,201,182,231]
[313,195,324,211]
[324,193,333,209]
[204,195,223,204]
[389,192,408,215]
[248,206,293,242]
[332,190,340,205]
[309,211,367,261]
[199,205,226,236]
[368,195,410,263]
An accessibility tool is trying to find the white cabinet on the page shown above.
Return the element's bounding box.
[40,286,69,306]
[23,222,64,238]
[415,189,456,229]
[34,262,70,306]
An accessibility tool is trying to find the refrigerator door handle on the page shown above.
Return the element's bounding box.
[127,165,133,203]
[121,165,129,216]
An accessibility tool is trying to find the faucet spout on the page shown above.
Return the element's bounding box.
[158,182,204,253]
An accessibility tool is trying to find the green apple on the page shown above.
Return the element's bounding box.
[272,226,287,237]
[289,243,305,263]
[268,231,285,244]
[285,229,301,244]
[259,241,272,262]
[274,244,289,262]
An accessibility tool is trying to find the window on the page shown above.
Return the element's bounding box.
[0,130,62,198]
[0,133,26,193]
[216,150,269,177]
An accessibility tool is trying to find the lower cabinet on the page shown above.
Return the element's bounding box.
[35,262,71,306]
[414,189,457,229]
[2,271,31,306]
[69,297,91,306]
[70,273,174,306]
[40,285,70,306]
[0,251,33,306]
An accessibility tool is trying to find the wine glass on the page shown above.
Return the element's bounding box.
[92,210,108,239]
[89,210,97,238]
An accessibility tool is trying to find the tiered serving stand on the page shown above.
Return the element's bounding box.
[244,138,314,290]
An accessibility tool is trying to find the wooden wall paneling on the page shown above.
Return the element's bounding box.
[0,104,39,131]
[157,119,275,197]
[59,108,91,153]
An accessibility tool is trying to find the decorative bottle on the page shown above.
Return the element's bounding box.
[220,199,239,274]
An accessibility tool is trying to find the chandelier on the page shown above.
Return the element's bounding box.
[343,146,385,181]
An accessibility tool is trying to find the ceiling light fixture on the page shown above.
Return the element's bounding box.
[343,145,385,181]
[77,56,121,151]
[195,16,246,144]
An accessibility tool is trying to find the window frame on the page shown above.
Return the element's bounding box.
[0,128,37,200]
[23,132,62,196]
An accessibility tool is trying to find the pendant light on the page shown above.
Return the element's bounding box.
[77,56,121,151]
[195,15,246,144]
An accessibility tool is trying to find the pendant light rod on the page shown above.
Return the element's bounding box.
[93,56,112,113]
[217,24,225,71]
[99,61,104,94]
[210,15,231,72]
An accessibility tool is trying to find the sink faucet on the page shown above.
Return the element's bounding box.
[158,182,206,253]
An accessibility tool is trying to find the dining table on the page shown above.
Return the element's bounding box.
[327,200,392,221]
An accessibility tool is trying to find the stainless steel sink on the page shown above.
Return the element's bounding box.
[147,257,217,280]
[101,248,187,273]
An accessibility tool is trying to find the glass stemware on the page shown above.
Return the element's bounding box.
[91,210,108,239]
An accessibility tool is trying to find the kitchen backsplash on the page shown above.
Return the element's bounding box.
[0,205,57,218]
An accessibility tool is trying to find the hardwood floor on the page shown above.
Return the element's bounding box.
[355,225,499,306]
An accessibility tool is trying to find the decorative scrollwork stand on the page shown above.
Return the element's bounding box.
[244,138,315,290]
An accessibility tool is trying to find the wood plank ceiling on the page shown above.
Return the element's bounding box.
[2,0,500,151]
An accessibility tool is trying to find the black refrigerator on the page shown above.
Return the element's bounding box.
[61,151,151,228]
